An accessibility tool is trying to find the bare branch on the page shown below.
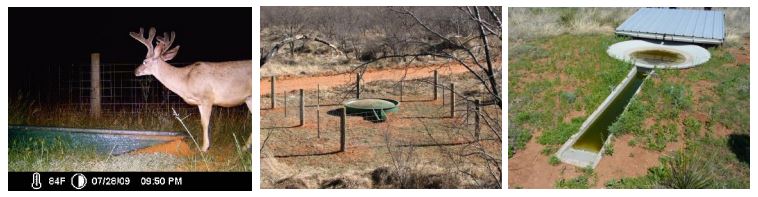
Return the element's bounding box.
[261,34,345,67]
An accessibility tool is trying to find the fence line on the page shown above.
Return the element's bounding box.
[15,61,246,116]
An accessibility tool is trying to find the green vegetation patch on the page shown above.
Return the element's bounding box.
[508,34,631,157]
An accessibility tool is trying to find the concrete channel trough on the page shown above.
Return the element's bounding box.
[556,7,718,169]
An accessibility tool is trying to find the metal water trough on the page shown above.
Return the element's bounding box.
[342,98,400,121]
[8,125,187,155]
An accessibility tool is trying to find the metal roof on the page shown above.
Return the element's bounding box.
[616,8,725,44]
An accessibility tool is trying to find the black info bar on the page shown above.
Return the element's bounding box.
[8,172,252,191]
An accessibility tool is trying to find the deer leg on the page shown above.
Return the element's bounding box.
[199,104,213,152]
[245,96,253,151]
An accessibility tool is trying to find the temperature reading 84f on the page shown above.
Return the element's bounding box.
[140,177,182,186]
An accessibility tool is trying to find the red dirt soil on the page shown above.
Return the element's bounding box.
[132,139,193,156]
[260,62,483,95]
[509,133,682,188]
[508,130,580,188]
[594,135,683,188]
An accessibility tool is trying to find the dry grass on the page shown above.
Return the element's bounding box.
[509,8,636,42]
[723,7,750,46]
[260,71,502,189]
[10,153,186,172]
[509,7,749,46]
[260,16,499,78]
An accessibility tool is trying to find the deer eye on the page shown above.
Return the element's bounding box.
[143,60,148,64]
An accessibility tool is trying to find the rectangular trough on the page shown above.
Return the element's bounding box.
[556,67,650,168]
[8,125,186,155]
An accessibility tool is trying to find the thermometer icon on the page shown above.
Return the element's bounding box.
[32,172,42,190]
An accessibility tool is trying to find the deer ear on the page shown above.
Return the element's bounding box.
[161,45,180,61]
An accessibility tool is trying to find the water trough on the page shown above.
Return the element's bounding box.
[556,7,718,169]
[557,40,711,168]
[607,40,711,69]
[342,98,400,122]
[556,67,649,168]
[9,125,187,155]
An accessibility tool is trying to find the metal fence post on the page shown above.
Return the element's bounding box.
[90,53,101,119]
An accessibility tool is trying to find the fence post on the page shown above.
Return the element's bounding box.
[433,70,438,100]
[356,73,361,99]
[90,53,101,119]
[442,84,446,105]
[475,99,481,141]
[399,79,404,101]
[270,76,276,109]
[450,83,456,118]
[340,107,347,152]
[317,84,321,138]
[299,89,304,126]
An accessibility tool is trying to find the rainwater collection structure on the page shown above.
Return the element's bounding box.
[556,8,722,168]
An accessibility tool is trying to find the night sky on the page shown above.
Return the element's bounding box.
[8,7,252,95]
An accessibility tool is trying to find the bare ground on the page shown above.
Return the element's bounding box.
[260,62,479,96]
[260,65,502,188]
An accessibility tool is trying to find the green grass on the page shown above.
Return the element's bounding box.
[8,94,252,172]
[509,34,632,157]
[548,155,561,166]
[606,136,747,189]
[555,167,595,189]
[510,33,749,188]
[601,46,749,188]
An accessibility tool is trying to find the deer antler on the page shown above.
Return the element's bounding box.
[156,31,177,54]
[129,27,157,58]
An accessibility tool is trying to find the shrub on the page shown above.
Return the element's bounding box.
[561,91,577,104]
[660,152,713,189]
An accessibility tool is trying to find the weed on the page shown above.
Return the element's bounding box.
[560,91,577,104]
[555,167,595,189]
[683,117,702,138]
[603,141,614,156]
[548,155,561,166]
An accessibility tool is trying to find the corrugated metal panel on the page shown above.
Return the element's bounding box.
[616,8,725,44]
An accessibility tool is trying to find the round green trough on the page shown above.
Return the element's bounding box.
[342,98,400,121]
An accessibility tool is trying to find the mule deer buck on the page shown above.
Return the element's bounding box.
[130,27,252,152]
